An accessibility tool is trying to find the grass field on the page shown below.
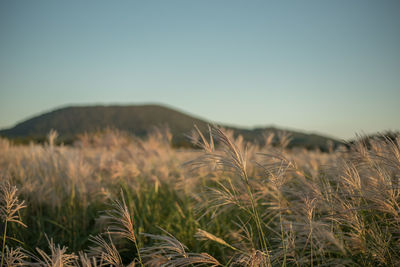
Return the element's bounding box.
[1,127,399,266]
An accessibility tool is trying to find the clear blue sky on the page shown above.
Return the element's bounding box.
[1,0,399,139]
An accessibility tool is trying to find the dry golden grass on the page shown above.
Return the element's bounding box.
[0,127,399,266]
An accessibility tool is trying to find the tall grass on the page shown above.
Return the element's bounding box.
[0,127,399,266]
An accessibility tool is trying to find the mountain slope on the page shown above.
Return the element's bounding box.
[0,104,342,150]
[0,105,210,142]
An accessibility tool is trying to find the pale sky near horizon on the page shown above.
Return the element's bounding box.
[0,0,399,139]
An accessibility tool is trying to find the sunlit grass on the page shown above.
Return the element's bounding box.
[0,127,399,266]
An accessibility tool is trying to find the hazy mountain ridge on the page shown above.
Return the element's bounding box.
[0,104,342,150]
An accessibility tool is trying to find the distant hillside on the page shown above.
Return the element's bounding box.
[0,104,342,150]
[347,131,400,149]
[0,105,210,145]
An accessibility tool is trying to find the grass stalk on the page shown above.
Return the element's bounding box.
[244,178,271,265]
[0,219,7,267]
[279,201,287,267]
[133,234,143,267]
[310,224,313,267]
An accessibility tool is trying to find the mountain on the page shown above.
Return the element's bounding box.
[0,104,342,150]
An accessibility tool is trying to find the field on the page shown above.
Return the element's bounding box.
[0,127,399,266]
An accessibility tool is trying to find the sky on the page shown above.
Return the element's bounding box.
[0,0,399,139]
